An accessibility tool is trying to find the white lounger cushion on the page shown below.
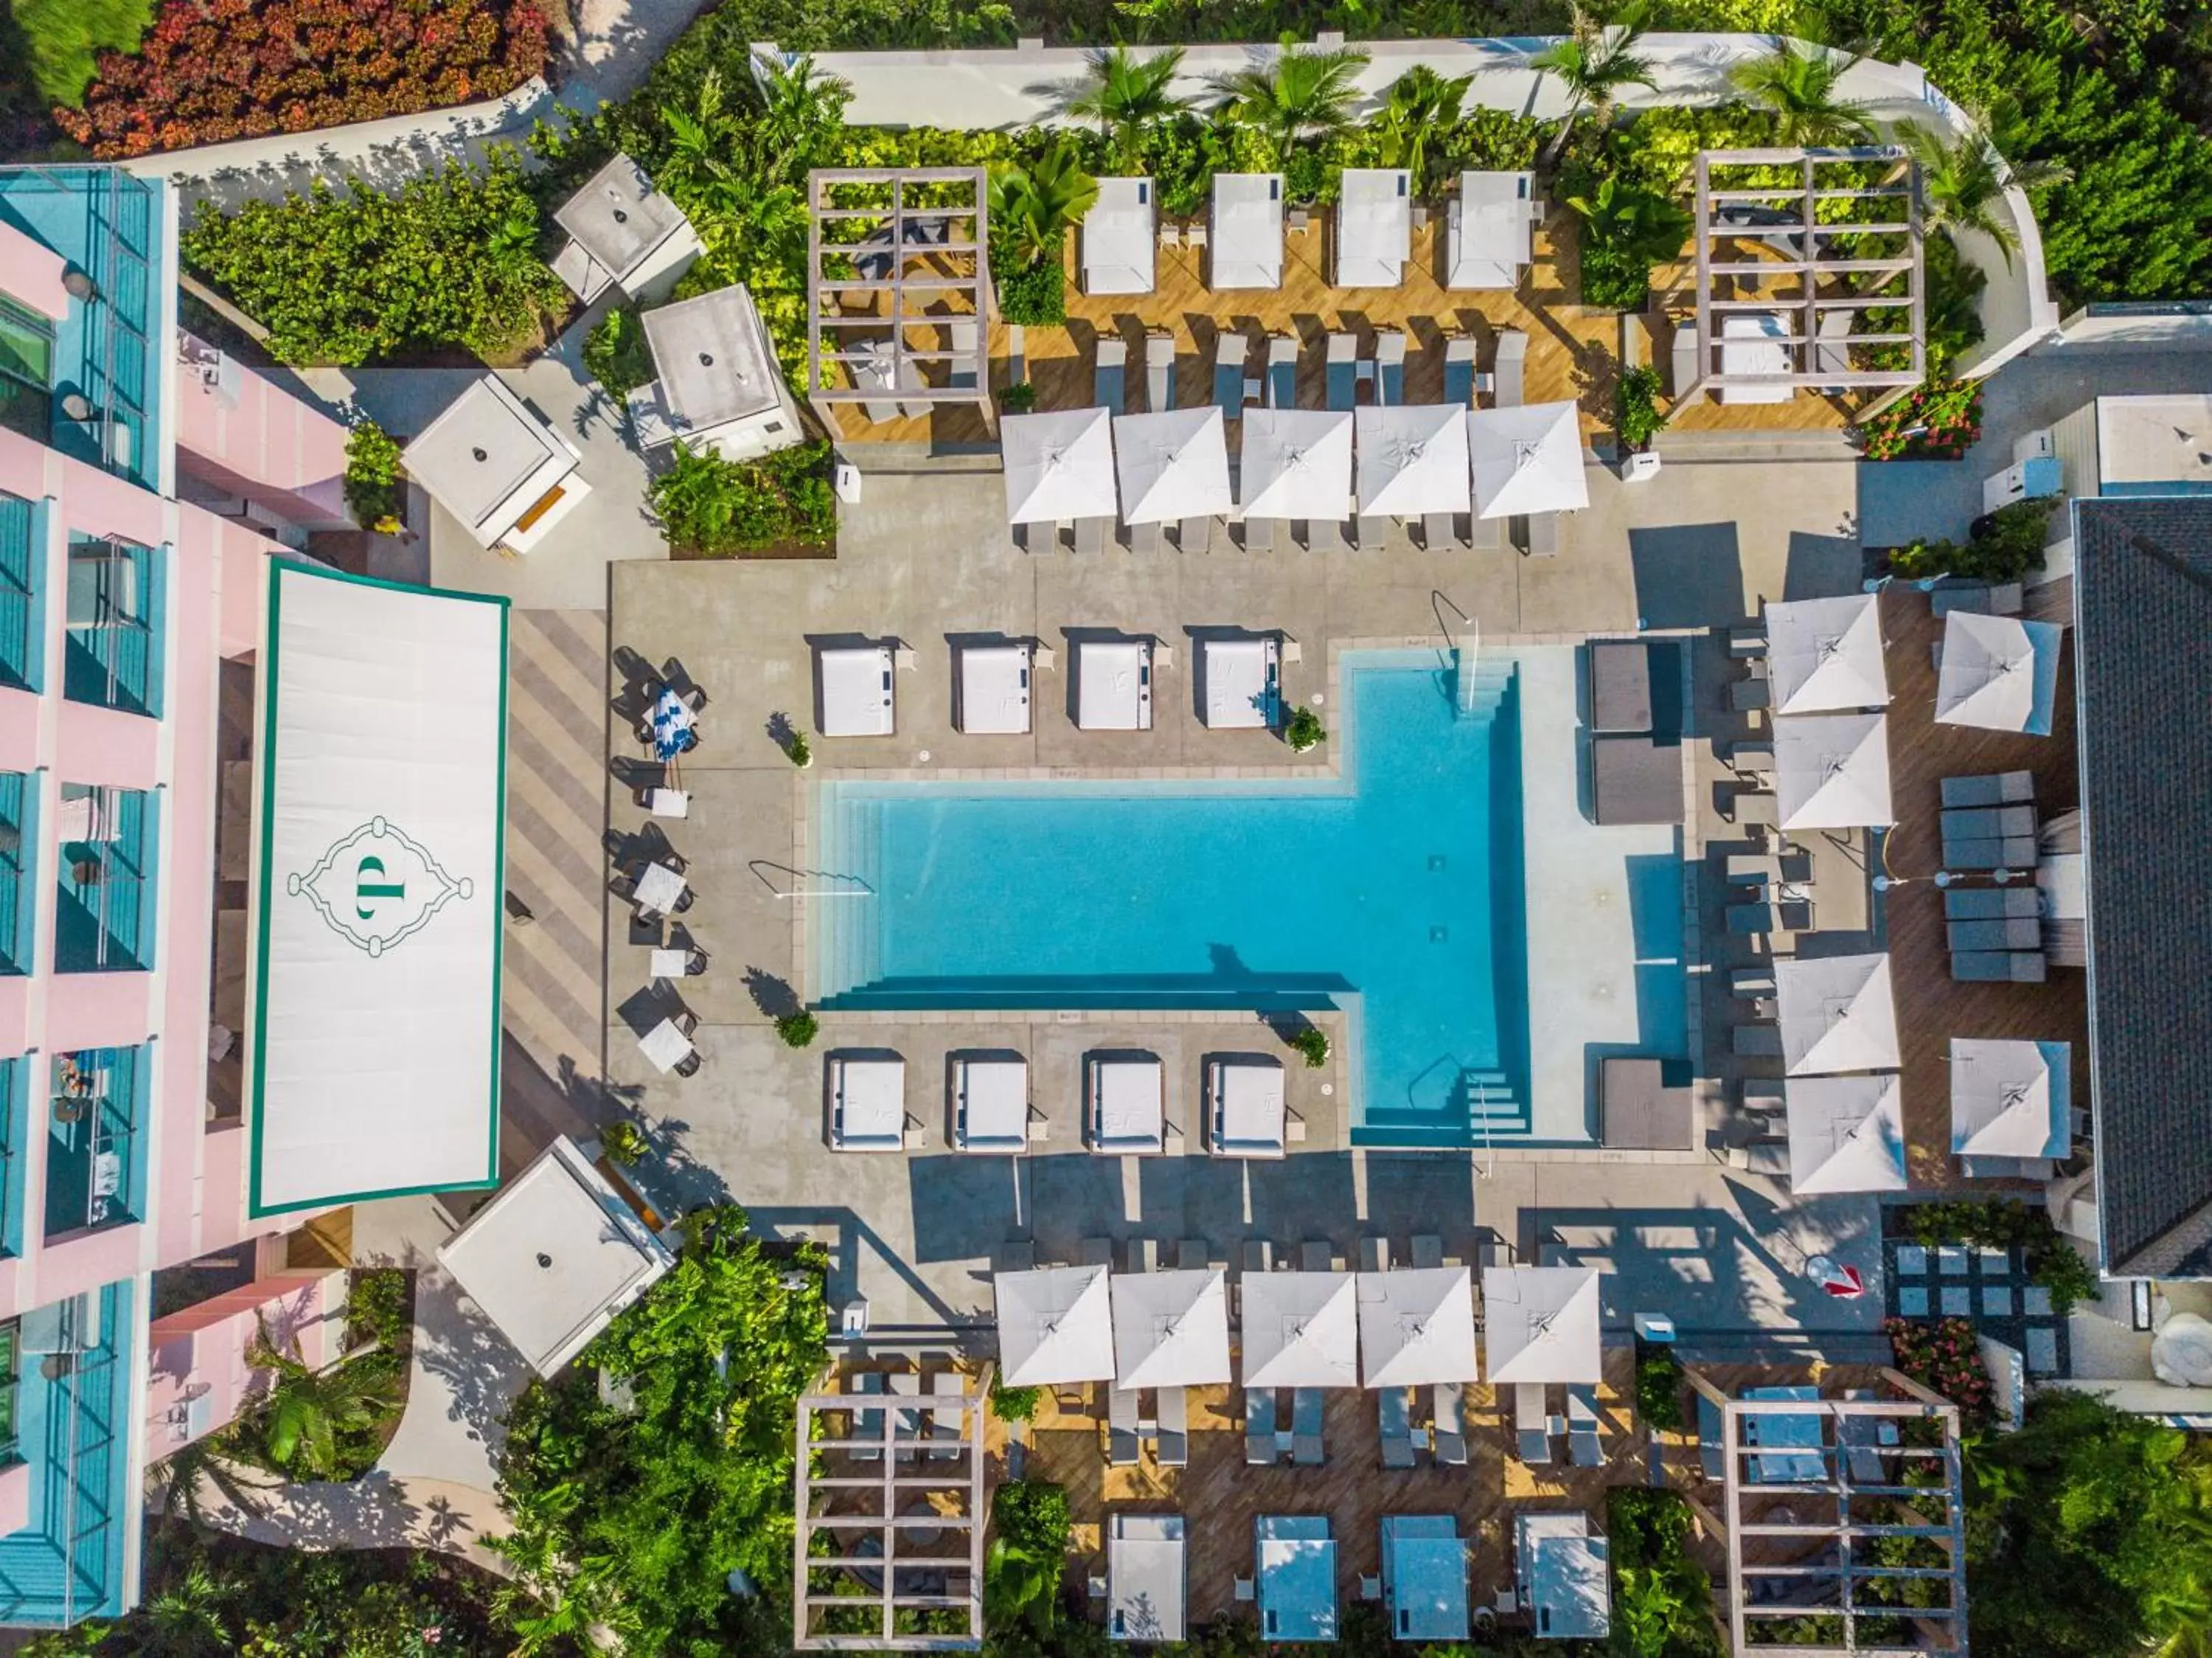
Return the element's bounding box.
[821,645,894,736]
[1094,1059,1165,1150]
[1211,1060,1286,1154]
[1078,640,1152,730]
[960,644,1032,735]
[1203,637,1278,729]
[959,1058,1029,1149]
[835,1058,905,1149]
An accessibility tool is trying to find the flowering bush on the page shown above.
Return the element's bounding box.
[1856,377,1986,461]
[55,0,550,160]
[1887,1316,1996,1426]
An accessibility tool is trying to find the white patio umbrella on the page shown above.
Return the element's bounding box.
[1239,408,1354,521]
[1950,1038,2068,1159]
[1784,1074,1907,1193]
[1241,1271,1360,1389]
[1113,406,1233,525]
[1480,1265,1604,1386]
[994,1264,1116,1385]
[1109,1268,1233,1388]
[1356,1266,1478,1388]
[1764,594,1889,712]
[1467,400,1588,519]
[1936,612,2062,735]
[1773,712,1894,829]
[1775,951,1900,1076]
[1001,406,1117,524]
[1354,404,1470,518]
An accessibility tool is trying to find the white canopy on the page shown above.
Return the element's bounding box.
[1785,1074,1907,1193]
[957,1056,1029,1150]
[1238,408,1354,521]
[1201,637,1277,730]
[1775,952,1900,1075]
[1337,169,1411,287]
[959,643,1031,735]
[1209,173,1284,289]
[1082,177,1155,295]
[1092,1052,1165,1145]
[1517,1515,1610,1642]
[1774,712,1894,828]
[1447,170,1533,289]
[1481,1265,1604,1385]
[1242,1270,1360,1388]
[1950,1038,2068,1159]
[832,1056,906,1148]
[1355,404,1470,518]
[1001,406,1118,524]
[1077,640,1152,732]
[1110,1269,1232,1387]
[1765,594,1889,712]
[994,1264,1116,1384]
[248,562,505,1215]
[1357,1266,1478,1387]
[819,644,894,738]
[1467,400,1587,519]
[1114,406,1232,525]
[1936,611,2062,735]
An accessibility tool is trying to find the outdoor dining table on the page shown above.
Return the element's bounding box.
[633,861,687,915]
[649,947,694,979]
[637,1018,694,1074]
[650,688,697,762]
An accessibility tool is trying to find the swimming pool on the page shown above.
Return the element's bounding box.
[810,648,1681,1145]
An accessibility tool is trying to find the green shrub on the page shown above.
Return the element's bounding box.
[345,1268,411,1353]
[1617,364,1664,451]
[13,0,153,110]
[649,440,837,556]
[585,304,656,398]
[787,729,813,768]
[998,381,1038,413]
[602,1121,650,1166]
[1607,1488,1724,1658]
[1858,377,1984,461]
[1891,499,2053,585]
[776,1010,820,1047]
[992,1480,1071,1558]
[1902,1196,2100,1314]
[990,1380,1043,1423]
[1635,1338,1684,1430]
[1286,705,1326,752]
[1289,1026,1330,1068]
[995,259,1066,327]
[341,418,405,532]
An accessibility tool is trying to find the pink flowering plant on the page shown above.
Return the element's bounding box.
[1886,1316,1996,1426]
[1857,378,1985,461]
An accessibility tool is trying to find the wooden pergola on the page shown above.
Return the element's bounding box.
[806,167,995,434]
[791,1365,992,1651]
[1675,148,1926,412]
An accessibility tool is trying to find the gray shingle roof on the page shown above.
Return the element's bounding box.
[2075,496,2212,1275]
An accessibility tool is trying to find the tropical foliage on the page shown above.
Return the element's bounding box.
[1615,363,1664,450]
[1067,44,1186,171]
[986,1481,1074,1640]
[1607,1488,1724,1658]
[585,304,657,399]
[1856,375,1983,460]
[1285,704,1326,753]
[1885,1315,1997,1425]
[1901,1196,2103,1313]
[1364,64,1473,196]
[1633,1335,1683,1428]
[237,1319,402,1482]
[1888,498,2055,582]
[991,142,1102,270]
[1727,38,1874,146]
[1208,38,1371,167]
[1531,0,1655,164]
[1565,170,1693,309]
[1289,1025,1330,1066]
[648,440,838,556]
[342,418,405,532]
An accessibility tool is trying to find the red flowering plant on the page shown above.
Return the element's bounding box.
[1854,377,1985,462]
[1885,1316,1996,1427]
[55,0,550,160]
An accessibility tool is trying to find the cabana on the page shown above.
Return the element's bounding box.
[1468,401,1587,520]
[1354,404,1470,519]
[1077,639,1155,732]
[1200,637,1281,732]
[1773,712,1894,829]
[1936,611,2064,735]
[1775,952,1900,1075]
[1238,408,1354,523]
[1256,1517,1338,1643]
[1088,1053,1167,1151]
[1764,594,1889,713]
[1208,1053,1289,1152]
[1241,1270,1360,1389]
[829,1055,908,1151]
[1784,1074,1907,1193]
[629,283,800,464]
[1110,1268,1232,1387]
[1515,1514,1610,1642]
[1950,1038,2070,1176]
[1209,173,1285,289]
[993,1264,1116,1385]
[957,642,1032,735]
[1335,170,1411,288]
[1381,1516,1469,1642]
[1356,1266,1478,1388]
[954,1055,1032,1152]
[817,643,896,737]
[1001,406,1118,525]
[1082,178,1156,295]
[1480,1266,1603,1386]
[405,374,590,555]
[1445,170,1534,290]
[1107,1515,1187,1643]
[1113,406,1232,525]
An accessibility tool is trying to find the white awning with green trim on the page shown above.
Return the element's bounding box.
[246,561,507,1216]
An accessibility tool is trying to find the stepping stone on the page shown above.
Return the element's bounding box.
[1898,1286,1930,1317]
[2022,1286,2053,1317]
[2025,1326,2060,1374]
[1896,1245,1928,1276]
[1979,1246,2011,1271]
[1941,1287,1973,1317]
[1938,1246,1969,1275]
[1982,1285,2013,1316]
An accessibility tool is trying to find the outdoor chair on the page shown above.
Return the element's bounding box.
[1325,333,1358,411]
[1178,516,1213,553]
[1266,335,1298,408]
[1107,1387,1141,1466]
[1074,516,1107,555]
[1375,330,1406,406]
[1158,1385,1189,1468]
[1567,1387,1602,1467]
[1242,516,1276,552]
[1144,330,1176,412]
[1514,1383,1552,1465]
[1245,1386,1280,1466]
[1293,1387,1326,1466]
[1443,334,1479,406]
[1093,338,1127,412]
[1380,1387,1416,1468]
[1214,332,1249,417]
[1433,1383,1468,1466]
[1492,328,1528,408]
[672,1051,702,1078]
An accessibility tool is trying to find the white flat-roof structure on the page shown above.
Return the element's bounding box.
[1335,170,1411,288]
[435,1136,675,1377]
[1110,1268,1232,1387]
[1950,1038,2069,1165]
[1107,1515,1187,1643]
[953,1055,1029,1151]
[628,284,801,465]
[1355,403,1470,518]
[1241,1270,1359,1388]
[1200,636,1280,732]
[1936,611,2062,735]
[1082,177,1155,295]
[1077,639,1154,732]
[1773,712,1894,829]
[1467,400,1587,519]
[1357,1266,1478,1387]
[1209,173,1284,289]
[818,643,895,737]
[1784,1074,1907,1193]
[1002,406,1118,524]
[1446,170,1534,290]
[1775,952,1900,1076]
[957,642,1032,735]
[1515,1513,1610,1642]
[1381,1516,1469,1643]
[405,374,589,554]
[1237,408,1353,521]
[1480,1266,1604,1386]
[830,1055,907,1151]
[246,563,505,1215]
[2093,392,2212,490]
[994,1264,1115,1384]
[1113,406,1232,525]
[551,153,702,304]
[1090,1053,1166,1150]
[1207,1053,1287,1151]
[1764,594,1890,713]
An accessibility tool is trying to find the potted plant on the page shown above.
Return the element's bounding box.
[601,1121,649,1167]
[1285,705,1326,753]
[1616,364,1663,481]
[1288,1026,1330,1068]
[776,1010,820,1048]
[787,729,813,769]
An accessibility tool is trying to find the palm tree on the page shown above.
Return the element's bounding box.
[1066,46,1186,170]
[1531,0,1657,165]
[988,142,1100,269]
[1372,65,1473,196]
[246,1324,397,1480]
[1730,38,1877,146]
[1209,37,1371,168]
[1899,125,2021,261]
[1973,86,2074,194]
[144,1564,234,1656]
[157,1432,269,1530]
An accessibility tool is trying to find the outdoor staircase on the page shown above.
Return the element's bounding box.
[1352,1066,1531,1148]
[1453,656,1515,725]
[811,791,884,1002]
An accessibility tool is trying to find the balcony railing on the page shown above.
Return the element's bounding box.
[0,491,37,694]
[0,771,30,976]
[60,535,160,719]
[44,1049,142,1242]
[52,785,153,974]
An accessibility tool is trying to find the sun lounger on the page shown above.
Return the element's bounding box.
[1568,1387,1602,1467]
[1433,1384,1468,1466]
[1375,330,1406,406]
[1730,742,1775,777]
[1444,335,1479,406]
[1266,335,1298,408]
[1944,887,2039,920]
[1727,1139,1791,1173]
[1733,1024,1784,1058]
[1726,902,1779,935]
[1944,805,2037,839]
[1942,771,2034,808]
[1157,1384,1189,1467]
[1514,1383,1552,1464]
[1742,1078,1787,1111]
[1214,331,1249,417]
[1523,511,1559,558]
[1242,515,1275,551]
[1299,1240,1337,1272]
[1293,1387,1326,1466]
[1728,677,1771,712]
[1326,333,1357,411]
[1108,1386,1141,1465]
[1379,1387,1416,1468]
[1093,338,1127,412]
[1492,329,1527,409]
[1245,1386,1280,1465]
[948,319,979,389]
[1308,517,1346,552]
[1948,917,2040,951]
[1145,330,1175,412]
[1074,516,1107,555]
[1943,834,2038,870]
[1731,790,1779,830]
[1422,510,1459,551]
[850,1370,886,1462]
[1952,950,2047,983]
[1733,966,1778,997]
[1127,520,1161,553]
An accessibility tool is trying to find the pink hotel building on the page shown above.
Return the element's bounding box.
[0,163,362,1626]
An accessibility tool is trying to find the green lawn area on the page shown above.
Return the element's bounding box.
[8,0,153,109]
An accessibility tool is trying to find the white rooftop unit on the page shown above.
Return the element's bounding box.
[1082,178,1156,295]
[1077,639,1154,731]
[1335,170,1411,288]
[629,284,801,465]
[405,374,588,554]
[818,643,895,737]
[1209,173,1284,289]
[551,153,702,303]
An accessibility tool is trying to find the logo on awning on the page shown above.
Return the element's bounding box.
[289,817,474,957]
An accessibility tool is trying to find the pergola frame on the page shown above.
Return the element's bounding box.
[792,1364,992,1651]
[1677,148,1926,412]
[1686,1367,1969,1658]
[806,167,995,432]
